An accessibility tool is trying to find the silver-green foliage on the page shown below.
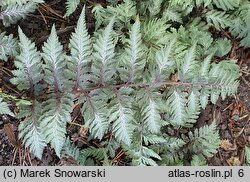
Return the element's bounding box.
[0,98,15,116]
[64,0,80,17]
[9,1,243,165]
[10,27,45,159]
[0,0,44,26]
[0,32,18,61]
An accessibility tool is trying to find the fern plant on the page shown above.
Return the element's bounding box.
[3,0,248,165]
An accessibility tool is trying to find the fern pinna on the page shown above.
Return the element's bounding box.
[7,0,244,165]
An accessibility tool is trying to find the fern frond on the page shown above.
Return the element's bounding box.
[155,38,176,81]
[159,151,184,166]
[191,155,207,166]
[229,2,250,47]
[92,18,116,85]
[143,134,167,145]
[213,38,232,57]
[81,90,110,139]
[187,121,220,157]
[141,18,170,46]
[125,141,161,166]
[206,10,231,30]
[154,135,185,166]
[187,90,200,124]
[68,7,92,88]
[40,25,73,157]
[212,0,240,11]
[169,0,194,15]
[199,54,212,78]
[163,136,186,150]
[109,87,135,146]
[109,0,136,25]
[0,98,14,116]
[11,27,43,93]
[42,24,65,91]
[61,137,80,162]
[91,4,107,30]
[179,43,198,81]
[64,0,80,17]
[162,7,183,23]
[81,146,110,164]
[208,60,239,101]
[40,93,73,157]
[18,101,46,159]
[0,32,18,61]
[138,89,163,133]
[198,54,213,109]
[199,88,210,109]
[0,2,39,26]
[166,90,187,127]
[148,0,163,16]
[119,18,144,83]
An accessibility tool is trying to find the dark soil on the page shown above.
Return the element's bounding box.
[0,0,250,166]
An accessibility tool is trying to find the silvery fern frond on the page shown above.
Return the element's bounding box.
[162,7,183,23]
[109,87,135,146]
[187,121,220,157]
[138,89,163,133]
[81,89,110,140]
[42,25,65,92]
[179,43,199,81]
[212,0,240,11]
[119,18,144,83]
[40,92,73,157]
[11,27,43,93]
[124,131,162,166]
[0,1,41,26]
[40,25,73,157]
[0,32,18,61]
[166,90,188,126]
[68,7,92,89]
[92,18,116,85]
[191,155,207,166]
[229,2,250,47]
[213,38,232,57]
[154,38,176,81]
[206,10,231,30]
[18,101,46,159]
[8,28,45,159]
[208,60,239,102]
[148,0,163,16]
[64,0,80,17]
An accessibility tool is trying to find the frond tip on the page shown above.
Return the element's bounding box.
[64,0,80,17]
[11,27,43,92]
